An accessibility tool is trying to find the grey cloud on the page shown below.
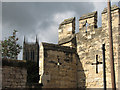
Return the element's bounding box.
[2,2,95,35]
[0,2,2,41]
[2,2,95,44]
[2,2,96,59]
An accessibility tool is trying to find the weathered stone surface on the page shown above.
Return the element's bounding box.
[39,42,85,88]
[2,60,27,89]
[76,5,119,88]
[58,17,76,48]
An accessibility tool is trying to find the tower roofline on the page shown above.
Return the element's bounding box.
[36,35,39,44]
[41,42,76,53]
[23,35,39,45]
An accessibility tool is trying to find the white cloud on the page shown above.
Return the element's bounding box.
[2,2,95,60]
[36,23,58,44]
[53,11,76,24]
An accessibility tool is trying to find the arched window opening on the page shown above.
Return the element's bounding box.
[85,20,89,33]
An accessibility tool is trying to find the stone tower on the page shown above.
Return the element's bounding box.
[23,36,39,64]
[58,17,76,48]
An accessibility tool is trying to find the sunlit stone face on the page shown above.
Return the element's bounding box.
[67,26,72,31]
[58,29,62,33]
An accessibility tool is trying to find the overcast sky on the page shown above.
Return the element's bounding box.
[2,2,119,60]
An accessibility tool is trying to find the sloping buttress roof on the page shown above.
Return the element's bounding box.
[41,42,76,53]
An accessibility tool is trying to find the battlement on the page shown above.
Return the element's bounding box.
[102,5,119,14]
[79,11,97,20]
[58,17,76,48]
[79,11,97,32]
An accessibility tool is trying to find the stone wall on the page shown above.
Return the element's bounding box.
[39,42,85,88]
[76,26,104,88]
[76,5,120,88]
[2,59,27,89]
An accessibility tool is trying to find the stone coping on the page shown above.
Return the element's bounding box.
[59,17,75,29]
[79,11,97,20]
[41,42,76,53]
[102,5,120,14]
[2,59,27,68]
[24,42,39,46]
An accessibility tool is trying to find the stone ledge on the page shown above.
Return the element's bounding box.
[102,5,120,14]
[2,59,26,68]
[79,11,97,20]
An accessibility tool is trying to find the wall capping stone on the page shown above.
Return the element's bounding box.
[2,59,26,68]
[79,11,97,20]
[59,17,75,29]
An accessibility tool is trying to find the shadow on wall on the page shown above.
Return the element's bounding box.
[26,61,39,83]
[40,53,86,88]
[76,54,86,88]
